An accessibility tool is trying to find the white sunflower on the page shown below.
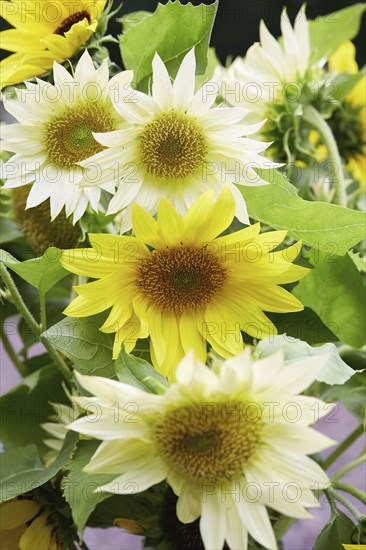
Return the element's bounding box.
[81,48,280,231]
[219,6,319,119]
[1,50,133,222]
[69,349,335,550]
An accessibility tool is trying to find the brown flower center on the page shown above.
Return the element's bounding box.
[54,11,90,35]
[136,246,226,311]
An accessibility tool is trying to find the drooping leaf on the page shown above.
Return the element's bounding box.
[293,252,366,348]
[320,371,366,422]
[42,313,115,378]
[0,247,68,296]
[309,4,366,64]
[240,170,366,255]
[63,440,115,534]
[331,67,366,102]
[115,346,169,393]
[0,432,78,503]
[313,510,355,549]
[256,335,358,385]
[267,308,338,345]
[120,0,218,91]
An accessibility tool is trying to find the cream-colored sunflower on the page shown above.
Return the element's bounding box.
[0,0,107,88]
[1,50,133,222]
[80,47,281,231]
[61,188,308,380]
[69,349,335,550]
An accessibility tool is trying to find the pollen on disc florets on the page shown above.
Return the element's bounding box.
[136,246,227,311]
[46,104,115,167]
[139,111,208,180]
[154,402,262,482]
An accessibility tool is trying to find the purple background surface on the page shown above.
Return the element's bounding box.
[1,331,365,550]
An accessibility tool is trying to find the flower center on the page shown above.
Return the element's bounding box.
[54,11,90,35]
[139,112,208,180]
[328,101,365,161]
[154,402,262,482]
[136,246,226,311]
[46,105,115,167]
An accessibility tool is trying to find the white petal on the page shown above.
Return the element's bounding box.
[200,489,226,550]
[99,459,168,493]
[173,48,196,111]
[152,52,173,110]
[237,499,277,549]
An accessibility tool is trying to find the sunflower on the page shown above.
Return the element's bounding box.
[0,498,62,549]
[68,349,334,550]
[80,47,280,232]
[1,50,133,222]
[328,41,366,191]
[218,6,317,119]
[61,188,308,380]
[0,0,107,88]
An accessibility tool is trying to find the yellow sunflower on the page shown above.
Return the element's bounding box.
[0,0,107,88]
[0,498,62,549]
[61,188,309,380]
[328,41,366,191]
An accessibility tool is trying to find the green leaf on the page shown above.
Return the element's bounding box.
[0,432,78,503]
[240,169,366,255]
[0,365,68,455]
[313,510,355,549]
[320,371,366,421]
[120,10,152,33]
[0,247,68,296]
[293,252,366,348]
[120,0,218,91]
[63,440,115,534]
[42,313,115,377]
[267,308,338,345]
[115,347,169,393]
[0,218,23,244]
[309,4,366,64]
[256,335,358,385]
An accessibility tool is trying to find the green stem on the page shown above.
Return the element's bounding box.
[40,293,47,333]
[0,324,27,376]
[0,262,40,336]
[324,488,338,514]
[332,481,366,504]
[331,489,364,521]
[323,425,364,470]
[333,454,366,481]
[303,104,347,207]
[0,262,72,381]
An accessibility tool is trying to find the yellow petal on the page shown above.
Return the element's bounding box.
[157,199,185,247]
[0,499,40,530]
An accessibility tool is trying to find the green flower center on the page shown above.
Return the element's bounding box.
[54,11,91,35]
[154,402,261,482]
[328,100,365,161]
[46,105,115,168]
[139,112,208,180]
[136,246,226,311]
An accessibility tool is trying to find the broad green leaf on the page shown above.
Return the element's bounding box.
[256,335,358,385]
[313,510,355,549]
[0,247,68,296]
[241,170,366,255]
[293,252,366,348]
[267,308,338,345]
[120,0,218,91]
[0,365,68,455]
[42,313,115,377]
[120,10,152,34]
[309,4,366,64]
[63,440,115,534]
[0,432,78,503]
[115,347,169,393]
[320,371,366,422]
[0,218,22,244]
